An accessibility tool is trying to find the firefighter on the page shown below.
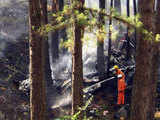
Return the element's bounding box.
[113,65,126,105]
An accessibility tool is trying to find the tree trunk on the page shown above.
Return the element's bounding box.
[133,0,137,15]
[72,23,83,115]
[126,0,130,60]
[71,0,84,117]
[107,0,113,77]
[29,0,46,119]
[51,0,59,63]
[40,0,54,118]
[156,0,160,33]
[114,0,121,49]
[126,0,130,18]
[97,0,105,80]
[130,0,155,120]
[133,0,137,51]
[114,0,121,13]
[40,0,53,89]
[153,0,160,111]
[58,0,64,11]
[59,0,68,53]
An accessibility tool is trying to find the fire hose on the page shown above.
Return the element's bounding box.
[83,77,115,93]
[83,76,132,93]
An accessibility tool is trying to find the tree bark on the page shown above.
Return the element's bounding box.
[130,0,155,120]
[40,0,53,89]
[59,0,68,53]
[126,0,130,60]
[40,0,54,118]
[114,0,121,49]
[97,0,105,80]
[58,0,64,11]
[107,0,113,77]
[133,0,137,15]
[72,23,83,115]
[114,0,121,13]
[155,0,160,33]
[71,0,84,117]
[153,0,160,111]
[51,0,59,63]
[29,0,46,119]
[133,0,137,51]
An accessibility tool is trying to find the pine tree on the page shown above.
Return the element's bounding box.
[59,0,68,53]
[107,0,113,76]
[51,0,59,63]
[40,0,53,118]
[114,0,121,48]
[97,0,105,80]
[114,0,121,13]
[29,0,47,119]
[133,0,137,50]
[130,0,155,119]
[40,0,53,89]
[126,0,130,60]
[71,0,84,118]
[152,0,160,113]
[133,0,137,15]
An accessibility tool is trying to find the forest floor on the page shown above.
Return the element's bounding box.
[52,90,160,120]
[52,88,130,120]
[1,80,160,120]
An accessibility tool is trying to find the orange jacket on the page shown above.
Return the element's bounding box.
[116,69,126,91]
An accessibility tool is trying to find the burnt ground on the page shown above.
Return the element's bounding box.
[1,77,160,120]
[51,83,132,120]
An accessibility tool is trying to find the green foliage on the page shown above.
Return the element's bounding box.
[155,34,160,42]
[41,1,158,52]
[60,38,73,52]
[77,13,88,25]
[32,26,35,30]
[54,96,93,120]
[134,14,143,28]
[141,29,154,42]
[90,18,97,26]
[111,29,118,41]
[60,27,74,52]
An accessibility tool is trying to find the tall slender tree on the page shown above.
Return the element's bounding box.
[71,0,84,117]
[97,0,105,80]
[133,0,137,51]
[114,0,121,14]
[133,0,137,15]
[40,0,54,118]
[114,0,121,49]
[29,0,46,119]
[51,0,59,63]
[126,0,130,60]
[40,0,53,89]
[155,0,160,34]
[107,0,113,76]
[152,0,160,113]
[58,0,64,11]
[59,0,68,53]
[130,0,155,119]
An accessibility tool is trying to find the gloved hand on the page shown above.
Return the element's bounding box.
[96,83,101,88]
[117,74,122,78]
[109,68,115,72]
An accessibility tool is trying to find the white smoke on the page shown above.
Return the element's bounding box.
[0,0,28,54]
[51,92,71,109]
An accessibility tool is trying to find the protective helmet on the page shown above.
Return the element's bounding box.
[113,65,119,69]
